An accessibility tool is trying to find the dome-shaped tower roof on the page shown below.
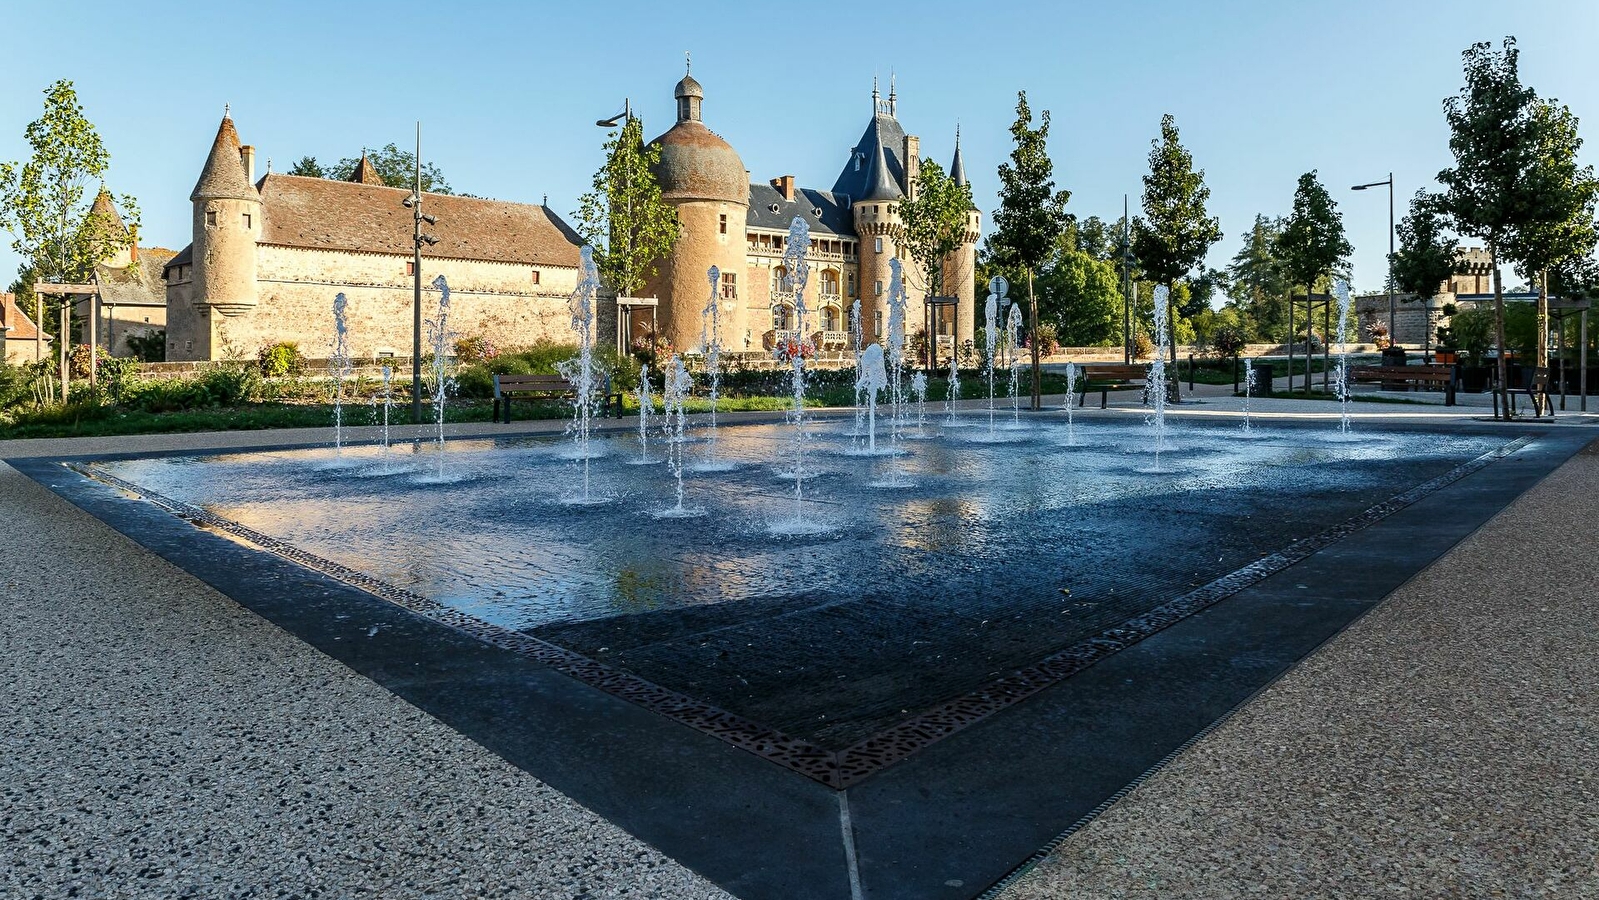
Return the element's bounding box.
[650,69,747,206]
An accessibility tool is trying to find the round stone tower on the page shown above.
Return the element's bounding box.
[645,68,749,354]
[851,116,904,346]
[190,113,261,317]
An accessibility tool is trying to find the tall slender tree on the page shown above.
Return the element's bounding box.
[1502,98,1599,370]
[1133,113,1222,397]
[1437,37,1542,417]
[574,115,679,300]
[1276,170,1353,360]
[0,80,136,398]
[1224,214,1290,341]
[987,91,1069,409]
[1391,191,1460,354]
[900,158,975,300]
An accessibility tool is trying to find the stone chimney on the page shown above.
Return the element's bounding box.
[239,145,256,183]
[903,135,920,198]
[772,174,796,201]
[129,224,139,263]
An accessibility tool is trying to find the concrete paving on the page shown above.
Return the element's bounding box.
[996,439,1599,899]
[3,410,1596,900]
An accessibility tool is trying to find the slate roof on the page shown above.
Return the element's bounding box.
[0,293,46,342]
[832,113,908,201]
[746,183,854,236]
[253,174,583,267]
[164,244,192,272]
[96,247,177,307]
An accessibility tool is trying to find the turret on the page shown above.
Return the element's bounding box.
[190,111,260,316]
[89,186,134,268]
[945,127,980,348]
[852,115,904,343]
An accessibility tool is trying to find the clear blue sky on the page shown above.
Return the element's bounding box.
[3,0,1596,297]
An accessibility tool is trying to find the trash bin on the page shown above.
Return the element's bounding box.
[1251,363,1274,395]
[1381,347,1408,367]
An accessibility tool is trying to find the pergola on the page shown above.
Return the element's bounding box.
[33,281,99,402]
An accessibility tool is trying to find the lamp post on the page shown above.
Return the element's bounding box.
[1352,174,1395,348]
[404,122,439,424]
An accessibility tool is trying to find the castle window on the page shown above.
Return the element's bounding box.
[820,270,838,296]
[771,266,786,294]
[242,213,252,229]
[719,214,727,235]
[406,261,415,276]
[772,303,793,330]
[875,310,883,336]
[721,272,737,300]
[205,210,217,227]
[530,270,541,285]
[847,273,856,296]
[874,237,883,253]
[875,279,883,296]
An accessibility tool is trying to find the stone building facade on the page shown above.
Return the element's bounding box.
[644,70,979,358]
[1355,246,1494,347]
[164,115,583,362]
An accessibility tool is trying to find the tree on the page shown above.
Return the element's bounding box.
[287,156,325,178]
[1224,215,1290,341]
[1133,113,1222,396]
[900,158,974,299]
[1501,98,1599,370]
[987,91,1070,409]
[573,114,679,300]
[1037,242,1122,346]
[1276,170,1353,356]
[1391,191,1460,353]
[330,144,452,193]
[0,80,137,398]
[1437,37,1543,417]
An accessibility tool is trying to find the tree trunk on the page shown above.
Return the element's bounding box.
[1028,268,1041,411]
[58,300,70,404]
[1287,288,1295,396]
[1535,268,1549,371]
[1167,290,1180,403]
[1492,249,1510,419]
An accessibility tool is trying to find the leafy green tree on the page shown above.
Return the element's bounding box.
[287,156,325,178]
[1391,191,1460,350]
[1133,113,1222,393]
[574,115,679,299]
[1037,241,1122,346]
[1501,98,1599,369]
[330,144,452,193]
[1276,170,1352,299]
[1437,37,1543,416]
[0,80,137,397]
[900,158,975,299]
[987,91,1070,408]
[1224,215,1290,341]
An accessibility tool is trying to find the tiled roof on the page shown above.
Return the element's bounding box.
[0,293,47,342]
[255,174,583,267]
[191,117,258,203]
[746,183,854,236]
[96,247,177,307]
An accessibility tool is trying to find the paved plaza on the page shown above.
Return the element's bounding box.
[2,398,1596,899]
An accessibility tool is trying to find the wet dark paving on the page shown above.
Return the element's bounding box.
[93,420,1498,751]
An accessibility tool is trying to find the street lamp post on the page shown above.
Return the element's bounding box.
[1352,174,1395,350]
[405,121,439,424]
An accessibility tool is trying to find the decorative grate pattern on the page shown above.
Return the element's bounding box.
[74,434,1529,790]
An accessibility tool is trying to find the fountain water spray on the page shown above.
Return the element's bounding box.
[1241,359,1257,433]
[635,362,652,462]
[559,247,602,501]
[701,266,724,460]
[910,370,928,431]
[1332,279,1353,435]
[660,354,698,515]
[1147,285,1171,469]
[850,298,865,438]
[858,344,888,454]
[330,293,353,456]
[379,365,393,462]
[424,275,455,479]
[1006,302,1024,427]
[984,277,1002,435]
[885,259,908,426]
[775,217,815,526]
[1062,361,1078,444]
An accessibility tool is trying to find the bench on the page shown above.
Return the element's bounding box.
[1349,364,1456,406]
[1077,364,1149,409]
[1494,366,1554,419]
[492,373,623,423]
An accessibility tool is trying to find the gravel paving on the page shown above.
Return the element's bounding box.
[998,438,1599,900]
[0,460,732,900]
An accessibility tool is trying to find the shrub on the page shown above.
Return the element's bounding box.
[1032,322,1060,355]
[455,335,499,365]
[257,341,304,377]
[1210,324,1247,359]
[124,329,166,362]
[1131,331,1155,360]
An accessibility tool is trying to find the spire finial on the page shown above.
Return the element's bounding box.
[223,103,230,119]
[685,51,691,74]
[956,122,961,146]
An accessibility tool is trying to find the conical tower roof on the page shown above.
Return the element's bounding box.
[350,152,384,185]
[190,115,258,202]
[950,127,968,188]
[89,186,127,234]
[860,118,903,202]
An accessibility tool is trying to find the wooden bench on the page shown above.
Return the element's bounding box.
[492,373,623,423]
[1348,364,1456,406]
[1077,364,1149,408]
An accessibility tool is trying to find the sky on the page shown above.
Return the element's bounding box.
[3,0,1597,298]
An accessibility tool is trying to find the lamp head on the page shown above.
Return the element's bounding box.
[401,195,415,208]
